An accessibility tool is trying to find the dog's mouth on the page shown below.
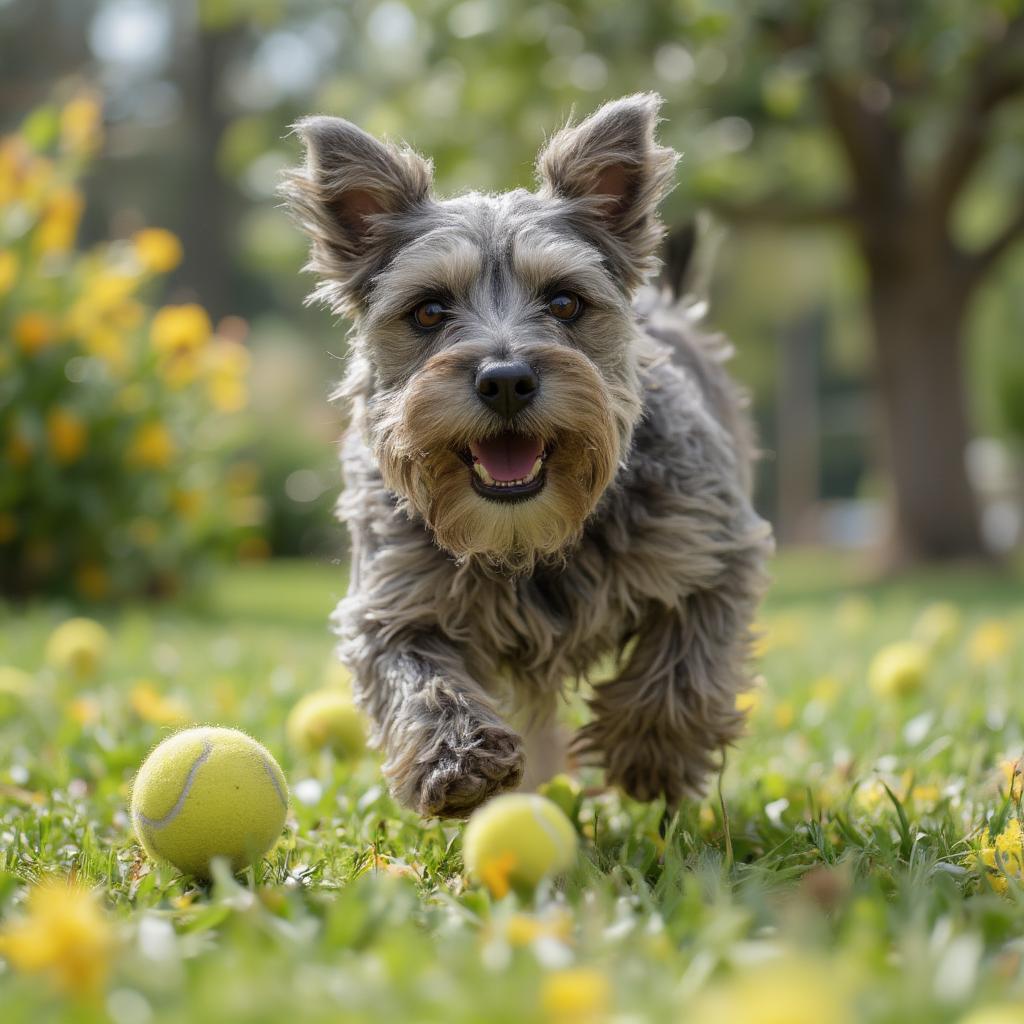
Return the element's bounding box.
[459,432,548,502]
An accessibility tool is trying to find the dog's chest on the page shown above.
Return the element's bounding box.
[447,531,645,696]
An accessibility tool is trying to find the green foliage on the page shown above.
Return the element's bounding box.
[1,558,1024,1020]
[0,98,263,600]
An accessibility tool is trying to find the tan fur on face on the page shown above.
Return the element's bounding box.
[371,342,635,574]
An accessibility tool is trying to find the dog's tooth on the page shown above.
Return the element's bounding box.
[474,462,495,486]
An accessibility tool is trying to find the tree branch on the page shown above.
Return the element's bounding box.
[927,16,1024,219]
[818,74,897,205]
[971,203,1024,277]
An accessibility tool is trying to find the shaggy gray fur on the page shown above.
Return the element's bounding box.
[281,94,773,818]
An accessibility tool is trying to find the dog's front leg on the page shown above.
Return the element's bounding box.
[573,579,757,807]
[344,632,524,818]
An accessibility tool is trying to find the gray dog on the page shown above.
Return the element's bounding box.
[282,93,773,818]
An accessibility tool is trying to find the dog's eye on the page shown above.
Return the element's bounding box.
[547,292,582,322]
[412,300,447,330]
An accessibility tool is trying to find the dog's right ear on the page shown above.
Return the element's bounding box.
[281,117,434,313]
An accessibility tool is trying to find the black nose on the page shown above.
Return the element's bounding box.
[474,361,538,419]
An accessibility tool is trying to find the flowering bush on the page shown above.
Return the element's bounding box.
[0,94,262,600]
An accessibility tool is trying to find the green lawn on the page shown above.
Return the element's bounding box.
[2,553,1024,1023]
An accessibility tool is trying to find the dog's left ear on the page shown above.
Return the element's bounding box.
[536,93,679,291]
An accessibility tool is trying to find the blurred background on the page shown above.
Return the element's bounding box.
[1,0,1022,601]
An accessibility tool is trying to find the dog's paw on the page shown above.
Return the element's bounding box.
[571,719,720,806]
[414,723,524,818]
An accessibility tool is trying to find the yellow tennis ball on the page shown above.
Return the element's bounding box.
[463,794,578,898]
[868,641,929,698]
[130,726,288,878]
[285,689,366,757]
[46,617,109,678]
[911,602,962,650]
[322,659,353,692]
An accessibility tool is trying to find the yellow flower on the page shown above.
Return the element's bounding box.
[540,968,610,1024]
[132,227,182,274]
[60,94,104,156]
[34,186,84,254]
[970,621,1012,668]
[150,303,212,356]
[773,702,795,729]
[0,878,115,999]
[14,311,57,354]
[204,339,250,412]
[172,487,204,520]
[810,674,842,706]
[208,373,247,412]
[6,426,34,467]
[868,641,929,698]
[0,512,16,543]
[479,850,518,899]
[126,421,176,469]
[74,564,110,602]
[753,614,805,657]
[46,407,87,464]
[129,680,191,726]
[912,602,961,650]
[1000,758,1023,802]
[736,691,759,713]
[856,778,889,812]
[502,910,573,947]
[692,957,851,1024]
[69,696,101,726]
[46,617,110,678]
[910,784,941,806]
[0,249,18,294]
[977,819,1024,895]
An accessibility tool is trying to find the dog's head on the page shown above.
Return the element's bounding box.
[283,94,678,574]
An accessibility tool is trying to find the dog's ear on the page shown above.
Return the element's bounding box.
[536,93,678,291]
[281,116,433,313]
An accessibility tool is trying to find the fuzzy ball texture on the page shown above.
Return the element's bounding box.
[868,641,929,698]
[131,726,288,878]
[286,689,366,758]
[462,793,578,897]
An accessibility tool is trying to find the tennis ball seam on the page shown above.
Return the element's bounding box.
[530,798,566,851]
[134,739,214,829]
[260,754,288,808]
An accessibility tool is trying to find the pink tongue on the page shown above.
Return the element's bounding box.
[470,434,543,482]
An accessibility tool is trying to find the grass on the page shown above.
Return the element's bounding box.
[1,551,1024,1023]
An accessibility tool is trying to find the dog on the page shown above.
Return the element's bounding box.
[282,93,773,818]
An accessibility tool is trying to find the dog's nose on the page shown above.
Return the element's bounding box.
[474,361,538,419]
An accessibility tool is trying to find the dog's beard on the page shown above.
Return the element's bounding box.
[372,342,637,575]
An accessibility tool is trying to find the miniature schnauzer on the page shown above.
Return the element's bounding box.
[282,94,773,818]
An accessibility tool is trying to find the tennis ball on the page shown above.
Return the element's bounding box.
[463,793,578,897]
[286,689,366,758]
[322,659,353,692]
[868,641,929,698]
[130,726,288,878]
[912,602,961,650]
[46,618,109,678]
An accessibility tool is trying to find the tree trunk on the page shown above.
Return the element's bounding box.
[866,259,988,564]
